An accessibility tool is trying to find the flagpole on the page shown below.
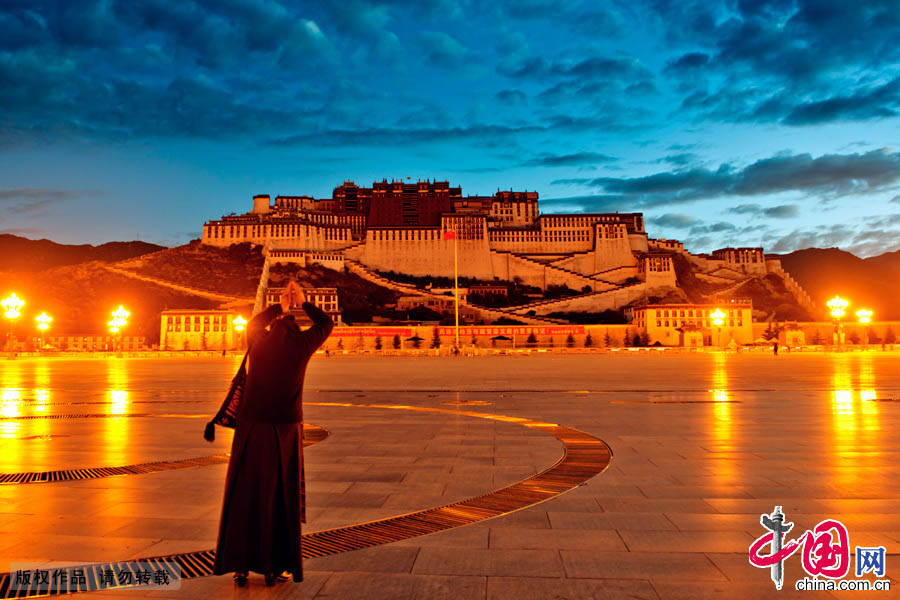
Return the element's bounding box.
[454,234,460,349]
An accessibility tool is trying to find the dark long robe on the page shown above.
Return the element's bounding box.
[213,301,333,581]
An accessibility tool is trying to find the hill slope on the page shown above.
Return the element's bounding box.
[0,234,164,271]
[2,263,221,342]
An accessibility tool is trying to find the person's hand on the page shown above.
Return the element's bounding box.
[290,281,307,305]
[280,286,292,312]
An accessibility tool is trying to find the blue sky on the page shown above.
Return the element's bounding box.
[1,0,899,256]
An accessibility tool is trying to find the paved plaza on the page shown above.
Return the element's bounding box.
[0,352,898,599]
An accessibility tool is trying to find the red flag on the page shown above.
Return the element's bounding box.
[443,230,456,240]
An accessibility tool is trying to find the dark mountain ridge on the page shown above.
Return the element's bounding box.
[0,234,164,271]
[776,247,900,320]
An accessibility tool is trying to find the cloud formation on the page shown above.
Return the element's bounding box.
[522,152,618,167]
[573,149,900,205]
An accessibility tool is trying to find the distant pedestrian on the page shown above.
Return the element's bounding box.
[773,341,778,355]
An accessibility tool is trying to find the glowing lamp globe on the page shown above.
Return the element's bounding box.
[710,308,726,327]
[827,296,848,319]
[35,312,52,331]
[2,293,25,319]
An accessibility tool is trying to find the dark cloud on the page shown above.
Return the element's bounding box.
[656,1,900,125]
[689,221,737,235]
[772,224,856,252]
[665,52,709,73]
[549,178,592,186]
[418,31,467,66]
[522,152,618,167]
[625,81,657,95]
[0,187,88,217]
[768,221,900,257]
[667,143,698,151]
[763,204,799,218]
[783,77,900,125]
[0,188,81,201]
[538,194,628,213]
[266,114,638,148]
[0,187,83,221]
[727,203,799,218]
[582,149,900,205]
[495,89,527,104]
[657,153,699,166]
[499,54,653,84]
[649,213,700,228]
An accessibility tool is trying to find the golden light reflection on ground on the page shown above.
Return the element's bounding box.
[104,359,132,463]
[830,353,883,493]
[0,370,23,468]
[709,353,735,485]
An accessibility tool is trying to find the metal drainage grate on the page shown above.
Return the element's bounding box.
[609,399,741,404]
[0,425,328,486]
[0,404,611,597]
[439,400,492,406]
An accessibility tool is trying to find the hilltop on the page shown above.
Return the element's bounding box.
[0,234,163,271]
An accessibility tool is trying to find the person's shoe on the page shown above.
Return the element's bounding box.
[275,572,291,583]
[233,572,248,587]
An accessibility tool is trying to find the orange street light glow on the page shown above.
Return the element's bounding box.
[710,308,726,327]
[108,305,130,334]
[2,293,25,320]
[35,312,52,331]
[827,296,848,319]
[233,316,247,332]
[856,309,872,324]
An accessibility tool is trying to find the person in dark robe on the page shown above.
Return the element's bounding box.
[213,281,333,586]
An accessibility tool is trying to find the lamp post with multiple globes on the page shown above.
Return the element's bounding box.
[35,312,52,350]
[826,296,848,348]
[233,316,247,350]
[2,293,25,357]
[856,308,873,345]
[108,306,130,355]
[710,308,726,348]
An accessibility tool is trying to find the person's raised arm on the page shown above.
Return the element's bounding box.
[293,283,333,349]
[247,304,283,346]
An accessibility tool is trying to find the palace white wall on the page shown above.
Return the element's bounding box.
[362,233,496,280]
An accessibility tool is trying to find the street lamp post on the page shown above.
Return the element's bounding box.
[710,308,726,349]
[2,293,25,358]
[233,316,247,351]
[826,296,848,349]
[35,312,52,350]
[856,309,873,345]
[108,306,130,356]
